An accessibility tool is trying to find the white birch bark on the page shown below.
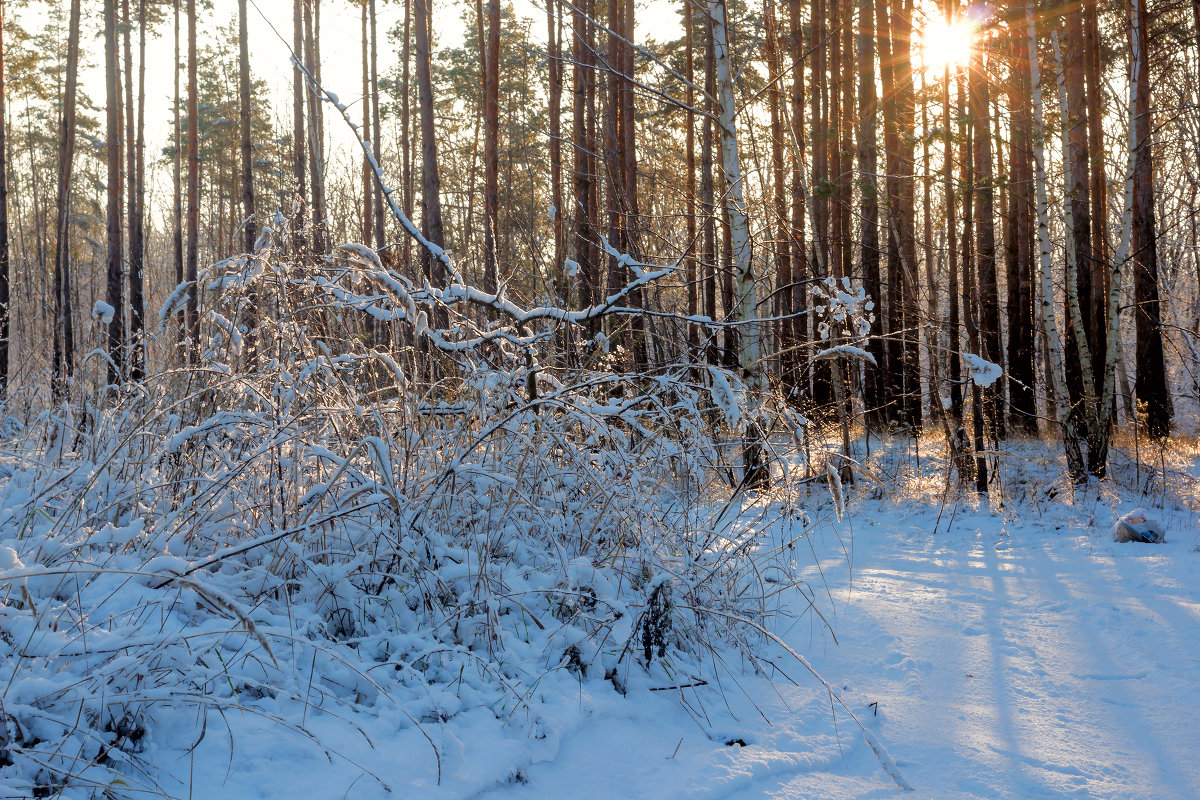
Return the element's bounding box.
[1049,30,1098,425]
[1027,0,1088,482]
[710,0,767,485]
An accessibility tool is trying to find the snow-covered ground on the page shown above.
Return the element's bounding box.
[6,432,1199,799]
[165,475,1200,799]
[480,481,1200,799]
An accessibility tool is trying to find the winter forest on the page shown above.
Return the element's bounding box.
[0,0,1198,796]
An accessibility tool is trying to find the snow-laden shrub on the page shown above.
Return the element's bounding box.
[0,227,808,796]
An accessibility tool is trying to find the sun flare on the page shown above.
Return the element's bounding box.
[921,17,973,70]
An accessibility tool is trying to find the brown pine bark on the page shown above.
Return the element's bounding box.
[572,0,598,329]
[302,0,327,254]
[859,0,883,421]
[130,0,147,380]
[701,7,718,362]
[1130,0,1170,437]
[401,0,413,273]
[0,0,8,396]
[765,0,790,378]
[186,0,200,361]
[546,0,564,301]
[1007,27,1038,434]
[53,0,82,399]
[483,0,500,292]
[787,0,806,393]
[369,0,385,248]
[173,0,183,342]
[684,0,698,355]
[240,0,256,254]
[361,2,373,245]
[971,36,1000,444]
[415,0,445,289]
[104,0,125,383]
[292,0,308,245]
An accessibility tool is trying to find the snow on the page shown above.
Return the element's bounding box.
[477,471,1200,799]
[1,428,1199,798]
[964,352,1004,387]
[92,300,115,324]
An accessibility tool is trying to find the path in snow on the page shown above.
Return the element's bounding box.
[486,499,1200,800]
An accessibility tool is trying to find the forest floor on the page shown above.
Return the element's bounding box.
[481,458,1200,800]
[8,435,1198,799]
[164,439,1200,800]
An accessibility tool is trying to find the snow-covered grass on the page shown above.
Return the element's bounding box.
[0,235,825,798]
[2,226,1197,797]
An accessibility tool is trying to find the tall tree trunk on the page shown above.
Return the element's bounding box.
[129,0,146,380]
[546,0,564,302]
[971,34,1001,444]
[369,0,385,248]
[361,2,373,245]
[944,59,962,421]
[1084,0,1109,286]
[1027,0,1087,482]
[892,0,920,427]
[1130,0,1170,437]
[401,0,413,272]
[572,0,598,330]
[185,0,200,361]
[415,0,445,289]
[859,0,883,422]
[483,0,500,292]
[292,0,307,245]
[122,0,138,379]
[622,0,644,368]
[765,0,789,381]
[302,0,327,254]
[788,0,806,395]
[1007,27,1038,434]
[877,0,902,420]
[711,0,765,488]
[173,0,183,349]
[104,0,125,384]
[0,0,8,397]
[702,8,718,362]
[1058,14,1098,428]
[52,0,82,402]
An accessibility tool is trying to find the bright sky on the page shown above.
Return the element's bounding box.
[70,0,682,186]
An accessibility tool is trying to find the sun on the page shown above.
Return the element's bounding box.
[921,16,973,71]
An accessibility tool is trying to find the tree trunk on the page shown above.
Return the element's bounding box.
[764,0,789,381]
[1130,0,1170,437]
[129,0,147,380]
[711,0,765,488]
[292,0,307,245]
[0,0,8,397]
[173,0,183,350]
[361,2,373,245]
[547,0,565,302]
[186,0,200,362]
[52,0,82,402]
[701,9,718,362]
[483,0,500,292]
[970,36,1000,445]
[369,0,385,249]
[105,0,125,384]
[859,0,883,423]
[401,0,413,273]
[1027,0,1087,482]
[786,0,806,395]
[415,0,446,289]
[302,0,327,254]
[1007,27,1038,434]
